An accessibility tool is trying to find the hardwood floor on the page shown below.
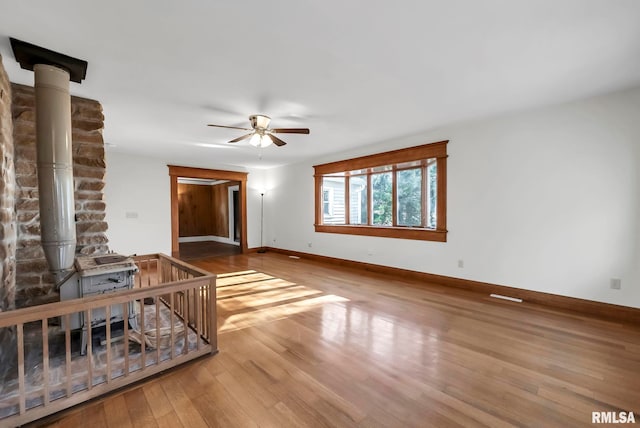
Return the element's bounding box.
[178,241,241,260]
[31,253,640,427]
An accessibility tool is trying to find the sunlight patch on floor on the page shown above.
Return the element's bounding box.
[216,270,349,333]
[220,294,349,333]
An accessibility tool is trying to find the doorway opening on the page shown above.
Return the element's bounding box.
[228,185,240,244]
[168,165,248,259]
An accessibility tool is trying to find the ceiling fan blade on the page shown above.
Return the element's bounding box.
[271,128,310,134]
[228,133,254,143]
[270,134,287,147]
[208,124,252,131]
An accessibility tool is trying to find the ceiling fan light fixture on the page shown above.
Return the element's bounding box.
[249,133,273,148]
[249,133,262,147]
[260,134,273,147]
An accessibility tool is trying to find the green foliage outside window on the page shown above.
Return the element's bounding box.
[397,168,422,226]
[372,172,392,225]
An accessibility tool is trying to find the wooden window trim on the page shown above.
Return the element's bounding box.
[313,141,448,242]
[314,140,447,175]
[314,224,447,242]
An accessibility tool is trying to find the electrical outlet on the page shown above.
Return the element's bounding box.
[610,278,622,290]
[458,259,464,268]
[367,249,374,256]
[307,242,312,248]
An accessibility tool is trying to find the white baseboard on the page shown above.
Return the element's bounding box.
[179,235,240,246]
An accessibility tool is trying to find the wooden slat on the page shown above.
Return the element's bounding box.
[64,314,72,398]
[146,259,151,288]
[123,302,130,377]
[183,291,189,356]
[140,300,146,370]
[201,285,206,340]
[106,305,111,383]
[17,323,25,415]
[155,298,161,364]
[208,281,217,352]
[86,309,92,391]
[170,292,175,360]
[194,288,200,351]
[42,318,50,406]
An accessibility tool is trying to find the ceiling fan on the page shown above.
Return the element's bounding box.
[207,114,310,148]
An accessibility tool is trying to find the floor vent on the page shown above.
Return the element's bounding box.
[490,293,523,303]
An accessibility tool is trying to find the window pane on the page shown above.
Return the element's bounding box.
[397,168,423,226]
[372,172,392,226]
[426,160,437,229]
[348,169,367,175]
[322,177,345,224]
[371,165,393,173]
[396,160,422,169]
[349,176,367,224]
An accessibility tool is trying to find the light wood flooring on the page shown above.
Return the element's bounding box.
[30,252,640,427]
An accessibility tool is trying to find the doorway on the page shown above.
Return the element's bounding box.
[228,185,240,243]
[168,165,248,258]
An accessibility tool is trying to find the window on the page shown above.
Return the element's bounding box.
[349,175,367,224]
[321,176,345,224]
[314,141,448,242]
[322,189,332,215]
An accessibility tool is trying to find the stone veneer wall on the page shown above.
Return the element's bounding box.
[0,55,18,379]
[11,84,109,307]
[0,55,16,313]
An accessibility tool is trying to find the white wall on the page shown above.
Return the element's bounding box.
[104,151,267,255]
[265,86,640,308]
[104,152,172,255]
[246,168,267,249]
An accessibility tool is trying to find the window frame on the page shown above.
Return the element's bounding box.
[322,187,333,216]
[313,140,448,242]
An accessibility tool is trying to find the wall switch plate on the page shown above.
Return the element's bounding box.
[610,278,622,290]
[125,211,138,219]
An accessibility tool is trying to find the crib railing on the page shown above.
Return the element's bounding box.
[0,253,217,426]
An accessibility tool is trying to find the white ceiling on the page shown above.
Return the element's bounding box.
[1,1,639,169]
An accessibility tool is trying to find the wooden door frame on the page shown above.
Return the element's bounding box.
[168,165,249,256]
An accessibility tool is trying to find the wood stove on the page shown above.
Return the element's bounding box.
[60,254,138,354]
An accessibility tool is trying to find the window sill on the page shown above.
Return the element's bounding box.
[314,224,447,242]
